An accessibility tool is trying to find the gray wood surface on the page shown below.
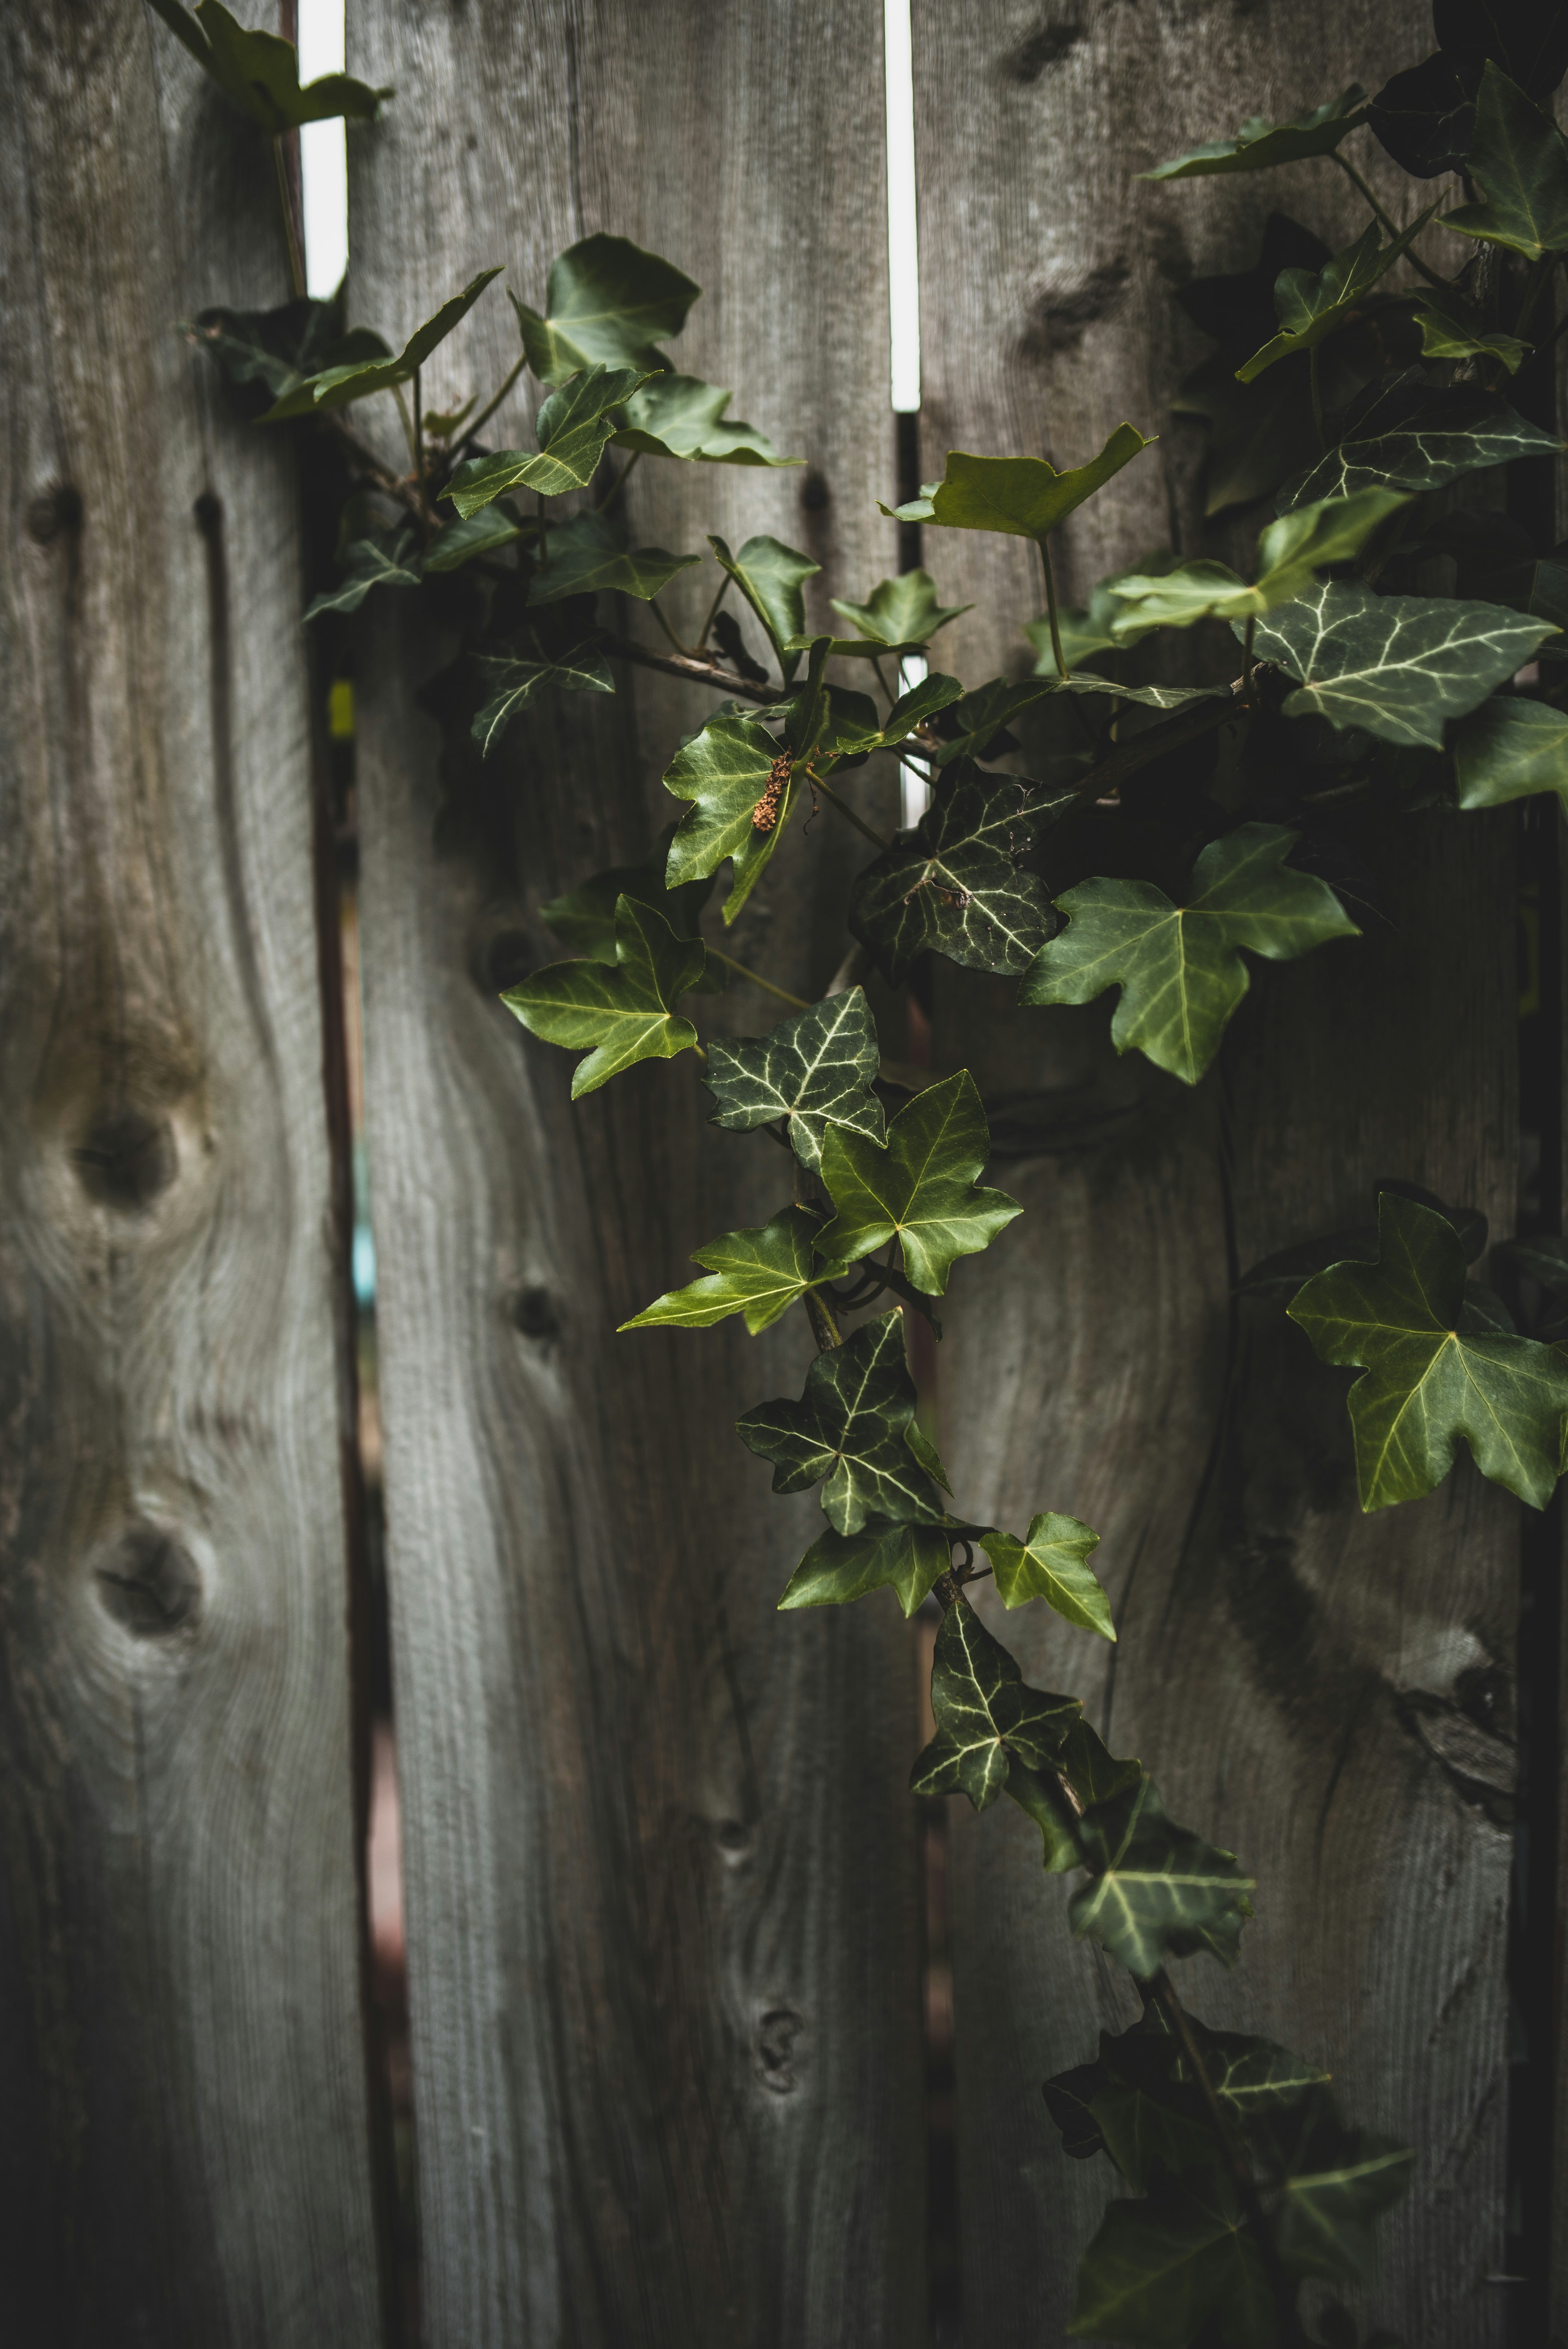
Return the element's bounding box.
[912,5,1517,2342]
[0,6,382,2345]
[347,5,926,2342]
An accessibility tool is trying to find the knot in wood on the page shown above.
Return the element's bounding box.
[752,753,793,833]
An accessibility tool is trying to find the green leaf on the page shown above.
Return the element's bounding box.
[445,363,650,513]
[187,300,389,414]
[1103,489,1407,640]
[148,0,390,132]
[509,234,700,384]
[1259,2089,1415,2284]
[704,986,886,1168]
[930,678,1053,765]
[885,672,967,736]
[609,371,800,466]
[708,534,821,679]
[1022,824,1359,1086]
[471,643,615,755]
[620,1206,821,1334]
[830,568,973,649]
[1069,1775,1256,1974]
[1413,286,1530,374]
[539,842,713,961]
[816,1070,1022,1296]
[261,270,502,419]
[902,427,1154,542]
[1280,381,1561,506]
[303,532,422,621]
[1141,85,1368,178]
[1252,582,1556,745]
[525,507,699,605]
[736,1310,947,1535]
[1236,210,1440,381]
[1454,694,1568,815]
[910,1599,1080,1810]
[778,1519,953,1618]
[978,1515,1114,1636]
[421,506,522,573]
[849,762,1059,985]
[1059,1718,1144,1812]
[1444,61,1568,259]
[662,713,793,922]
[1068,2169,1273,2346]
[501,892,710,1097]
[1287,1191,1568,1509]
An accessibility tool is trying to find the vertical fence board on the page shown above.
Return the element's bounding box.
[0,7,382,2344]
[348,5,924,2344]
[912,5,1515,2342]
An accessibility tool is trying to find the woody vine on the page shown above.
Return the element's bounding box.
[159,0,1568,2340]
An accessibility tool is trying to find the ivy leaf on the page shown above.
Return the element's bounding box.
[1280,378,1559,506]
[148,0,391,132]
[1022,824,1359,1087]
[1252,582,1556,746]
[1070,1775,1256,1974]
[1104,489,1407,640]
[708,534,821,679]
[778,1519,953,1618]
[471,643,615,755]
[525,507,699,605]
[704,986,885,1168]
[1239,1181,1486,1301]
[736,1310,947,1534]
[830,568,973,649]
[501,893,711,1096]
[620,1206,821,1335]
[910,1600,1081,1810]
[885,672,967,736]
[816,1070,1023,1295]
[261,270,502,419]
[1068,2168,1273,2346]
[1444,61,1568,259]
[422,506,523,574]
[930,678,1052,765]
[1411,287,1530,375]
[895,427,1154,541]
[609,371,800,466]
[849,762,1059,985]
[1368,51,1475,178]
[978,1515,1114,1636]
[1236,210,1440,382]
[540,840,712,961]
[187,300,389,416]
[304,531,422,620]
[1141,85,1368,178]
[445,363,650,514]
[510,235,699,383]
[662,713,794,921]
[1287,1191,1568,1510]
[1454,695,1568,815]
[1258,2089,1416,2285]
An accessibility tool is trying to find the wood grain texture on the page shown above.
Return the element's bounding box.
[347,5,925,2342]
[0,7,382,2345]
[912,5,1516,2342]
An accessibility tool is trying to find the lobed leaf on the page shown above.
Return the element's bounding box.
[263,270,502,419]
[621,1206,822,1334]
[1103,489,1407,640]
[471,643,615,755]
[1068,2169,1272,2344]
[501,893,710,1096]
[1444,61,1568,258]
[304,532,422,620]
[1141,85,1368,178]
[978,1514,1115,1636]
[1069,1775,1256,1974]
[526,506,699,604]
[1252,581,1556,745]
[662,712,793,921]
[422,506,523,573]
[511,234,699,382]
[1280,378,1560,507]
[610,370,799,465]
[1412,286,1530,374]
[708,534,821,678]
[1236,211,1439,382]
[778,1519,953,1618]
[148,0,391,133]
[830,568,973,649]
[1258,2089,1416,2285]
[816,1070,1023,1296]
[1368,50,1475,178]
[445,362,650,513]
[736,1310,948,1534]
[895,427,1154,541]
[704,987,885,1169]
[910,1599,1081,1810]
[850,762,1061,985]
[1453,694,1568,816]
[540,844,712,962]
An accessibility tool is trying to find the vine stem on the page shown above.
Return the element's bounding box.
[1308,345,1326,449]
[695,573,732,651]
[412,368,425,510]
[600,629,781,706]
[1331,152,1448,291]
[706,948,810,1010]
[807,769,895,851]
[272,134,306,301]
[595,448,642,513]
[1036,533,1071,681]
[804,1290,844,1351]
[457,352,529,454]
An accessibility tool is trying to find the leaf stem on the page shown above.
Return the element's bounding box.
[1331,152,1448,290]
[272,134,306,301]
[705,948,811,1010]
[1308,345,1326,449]
[804,1290,844,1351]
[393,382,420,473]
[647,595,694,658]
[696,573,732,651]
[413,367,426,509]
[458,352,529,454]
[808,769,895,851]
[595,447,642,514]
[1037,533,1071,681]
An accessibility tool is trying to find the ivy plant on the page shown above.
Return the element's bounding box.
[165,0,1568,2335]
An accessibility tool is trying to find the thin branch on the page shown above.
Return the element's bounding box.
[457,351,529,454]
[1331,152,1449,291]
[600,629,783,706]
[595,447,642,514]
[695,572,732,652]
[808,769,895,851]
[647,595,695,658]
[272,134,306,301]
[706,947,811,1010]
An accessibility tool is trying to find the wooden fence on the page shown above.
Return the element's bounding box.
[0,2,1560,2344]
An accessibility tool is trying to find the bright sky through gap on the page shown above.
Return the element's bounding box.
[298,0,349,299]
[884,0,921,412]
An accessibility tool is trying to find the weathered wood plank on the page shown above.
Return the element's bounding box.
[347,5,925,2343]
[0,6,383,2344]
[912,5,1514,2342]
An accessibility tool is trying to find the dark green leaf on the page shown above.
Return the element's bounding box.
[736,1310,947,1534]
[422,506,522,573]
[262,270,502,419]
[1252,583,1556,745]
[1170,350,1322,518]
[1238,1182,1486,1300]
[620,1206,821,1334]
[704,986,885,1168]
[829,568,973,648]
[1059,1718,1144,1812]
[501,892,710,1097]
[1103,490,1407,639]
[662,712,793,921]
[509,234,700,383]
[708,534,821,678]
[884,672,966,735]
[1281,377,1560,506]
[778,1519,953,1618]
[1368,51,1475,176]
[187,300,388,413]
[910,1599,1080,1810]
[1434,0,1568,98]
[1068,2168,1273,2347]
[1259,2088,1415,2284]
[1236,210,1440,382]
[445,362,650,512]
[1287,1191,1568,1509]
[930,678,1053,764]
[471,643,615,755]
[1453,694,1568,814]
[895,426,1154,541]
[304,532,422,621]
[1023,824,1359,1086]
[816,1070,1023,1295]
[978,1515,1114,1636]
[850,762,1059,984]
[148,0,390,132]
[525,506,699,604]
[1141,86,1368,178]
[1070,1775,1256,1974]
[539,841,713,961]
[1412,286,1530,374]
[609,371,799,465]
[1445,61,1568,258]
